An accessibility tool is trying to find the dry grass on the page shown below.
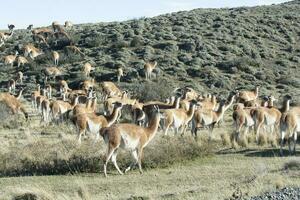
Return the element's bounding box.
[0,152,299,200]
[0,130,212,177]
[284,160,300,171]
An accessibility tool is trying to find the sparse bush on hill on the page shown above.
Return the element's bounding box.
[0,1,299,97]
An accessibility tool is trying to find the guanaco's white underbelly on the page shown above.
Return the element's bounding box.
[59,105,68,114]
[246,115,254,126]
[264,113,276,125]
[296,117,300,132]
[173,114,183,128]
[201,115,213,125]
[87,119,100,133]
[120,132,139,150]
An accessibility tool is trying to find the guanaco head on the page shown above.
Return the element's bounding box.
[190,99,200,108]
[27,24,33,31]
[113,102,123,109]
[8,24,15,31]
[283,94,292,101]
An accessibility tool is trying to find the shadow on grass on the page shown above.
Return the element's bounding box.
[217,148,300,157]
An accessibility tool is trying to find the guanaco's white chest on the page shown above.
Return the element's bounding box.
[59,104,68,114]
[173,114,183,128]
[87,119,101,133]
[120,132,139,150]
[246,114,254,126]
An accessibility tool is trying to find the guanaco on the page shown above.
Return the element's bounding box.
[144,61,157,80]
[52,51,59,65]
[74,102,123,144]
[101,105,160,177]
[82,62,94,77]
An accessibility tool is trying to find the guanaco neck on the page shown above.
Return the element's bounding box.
[16,89,23,100]
[267,99,274,108]
[71,96,79,108]
[261,99,268,107]
[106,106,122,126]
[91,97,97,111]
[169,96,175,105]
[187,104,196,119]
[211,95,216,104]
[85,98,92,109]
[281,99,290,113]
[216,103,226,116]
[145,113,160,140]
[174,97,181,109]
[225,96,235,111]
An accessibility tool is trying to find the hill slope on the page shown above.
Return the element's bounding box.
[0,0,299,101]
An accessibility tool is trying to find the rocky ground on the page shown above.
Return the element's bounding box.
[249,187,300,200]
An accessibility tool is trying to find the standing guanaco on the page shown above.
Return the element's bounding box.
[144,61,157,80]
[101,105,160,177]
[52,51,59,65]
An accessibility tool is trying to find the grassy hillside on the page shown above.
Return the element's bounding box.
[0,1,299,101]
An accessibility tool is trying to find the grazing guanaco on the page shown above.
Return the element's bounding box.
[29,48,44,60]
[44,67,62,81]
[82,62,94,77]
[192,100,226,140]
[53,31,71,42]
[74,102,123,144]
[182,87,199,100]
[17,56,28,68]
[162,100,198,136]
[101,81,122,99]
[59,80,71,93]
[144,61,157,80]
[101,105,160,177]
[65,45,85,57]
[32,34,49,47]
[0,88,28,120]
[72,96,97,116]
[252,96,281,142]
[52,51,59,65]
[32,28,53,39]
[236,86,260,103]
[23,44,36,57]
[52,21,64,32]
[104,92,136,116]
[80,79,95,91]
[3,51,18,67]
[117,67,123,82]
[0,30,13,43]
[50,95,79,123]
[7,79,16,94]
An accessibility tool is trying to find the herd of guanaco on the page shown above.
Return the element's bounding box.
[0,21,299,177]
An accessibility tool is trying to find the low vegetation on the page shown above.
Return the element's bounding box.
[0,133,212,177]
